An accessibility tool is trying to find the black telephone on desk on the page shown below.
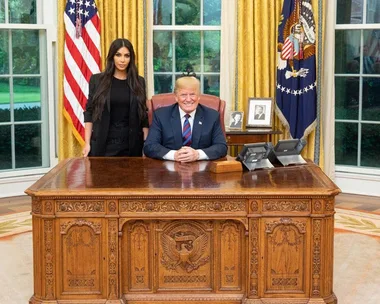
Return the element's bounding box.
[268,138,307,166]
[236,142,274,171]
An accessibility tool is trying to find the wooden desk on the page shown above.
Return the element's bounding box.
[26,157,339,304]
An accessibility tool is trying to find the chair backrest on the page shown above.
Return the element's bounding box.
[147,93,226,135]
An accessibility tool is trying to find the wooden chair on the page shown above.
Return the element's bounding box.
[146,93,226,136]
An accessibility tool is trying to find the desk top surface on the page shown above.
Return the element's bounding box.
[26,157,340,197]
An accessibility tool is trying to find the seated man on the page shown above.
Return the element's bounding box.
[144,76,227,162]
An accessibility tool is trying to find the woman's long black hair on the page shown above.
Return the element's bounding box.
[92,38,146,122]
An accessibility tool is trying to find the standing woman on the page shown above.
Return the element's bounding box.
[82,38,148,157]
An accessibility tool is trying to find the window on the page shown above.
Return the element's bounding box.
[0,0,56,175]
[152,0,221,96]
[335,0,380,174]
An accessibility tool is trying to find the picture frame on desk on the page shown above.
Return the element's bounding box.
[228,111,244,130]
[246,97,273,128]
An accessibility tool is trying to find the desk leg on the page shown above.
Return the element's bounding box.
[29,218,56,304]
[107,218,119,301]
[247,218,259,299]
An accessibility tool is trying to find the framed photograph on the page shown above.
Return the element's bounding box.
[246,98,273,128]
[228,111,244,130]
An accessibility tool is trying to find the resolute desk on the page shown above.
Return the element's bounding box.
[26,157,339,304]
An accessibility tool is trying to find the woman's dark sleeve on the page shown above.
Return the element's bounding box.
[140,76,149,128]
[142,111,149,128]
[83,74,97,123]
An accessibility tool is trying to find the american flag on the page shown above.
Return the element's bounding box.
[63,0,101,141]
[281,37,297,59]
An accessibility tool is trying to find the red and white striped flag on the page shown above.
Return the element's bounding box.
[63,0,101,142]
[281,37,296,60]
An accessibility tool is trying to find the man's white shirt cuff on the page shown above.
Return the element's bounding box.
[163,150,176,160]
[163,149,208,161]
[196,149,208,160]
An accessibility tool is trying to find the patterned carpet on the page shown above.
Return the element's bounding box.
[0,206,379,303]
[333,208,380,303]
[335,208,380,237]
[0,211,32,238]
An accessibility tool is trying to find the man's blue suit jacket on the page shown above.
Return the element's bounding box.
[143,103,227,160]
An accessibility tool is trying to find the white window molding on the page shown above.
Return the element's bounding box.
[334,0,380,197]
[335,171,380,196]
[0,0,58,196]
[0,174,44,198]
[220,0,236,125]
[147,0,237,121]
[146,1,154,99]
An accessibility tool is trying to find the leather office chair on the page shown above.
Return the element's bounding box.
[146,93,226,136]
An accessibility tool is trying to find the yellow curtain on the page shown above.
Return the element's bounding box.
[237,0,325,168]
[57,0,146,160]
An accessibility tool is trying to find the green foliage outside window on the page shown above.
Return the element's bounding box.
[0,25,43,170]
[175,0,200,25]
[0,107,42,170]
[153,0,221,96]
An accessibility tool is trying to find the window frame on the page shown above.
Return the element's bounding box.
[147,0,236,107]
[334,0,380,177]
[0,0,58,179]
[152,25,221,94]
[152,0,222,95]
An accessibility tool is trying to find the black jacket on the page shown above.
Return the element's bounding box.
[84,73,148,156]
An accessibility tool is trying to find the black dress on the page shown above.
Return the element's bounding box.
[84,73,148,156]
[104,77,131,156]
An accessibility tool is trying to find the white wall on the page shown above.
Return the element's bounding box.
[335,172,380,197]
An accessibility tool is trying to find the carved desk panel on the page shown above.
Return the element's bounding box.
[26,157,340,304]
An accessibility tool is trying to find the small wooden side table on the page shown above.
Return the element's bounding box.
[225,128,282,156]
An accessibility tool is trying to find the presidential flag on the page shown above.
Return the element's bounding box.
[276,0,317,139]
[63,0,101,142]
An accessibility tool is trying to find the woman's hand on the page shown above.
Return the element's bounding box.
[143,127,149,141]
[82,143,91,157]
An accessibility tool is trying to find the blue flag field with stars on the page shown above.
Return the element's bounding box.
[276,0,317,139]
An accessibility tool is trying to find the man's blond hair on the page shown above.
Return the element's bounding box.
[174,76,200,94]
